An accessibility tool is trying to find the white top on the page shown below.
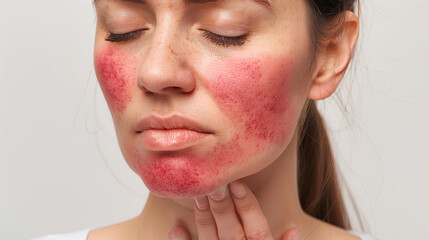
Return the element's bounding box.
[30,228,376,240]
[30,228,92,240]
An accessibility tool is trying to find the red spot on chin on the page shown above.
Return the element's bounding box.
[94,46,137,112]
[128,134,244,198]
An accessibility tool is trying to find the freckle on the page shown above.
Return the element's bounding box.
[169,46,178,56]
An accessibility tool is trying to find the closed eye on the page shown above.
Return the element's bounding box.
[202,31,248,47]
[105,29,146,42]
[104,29,248,48]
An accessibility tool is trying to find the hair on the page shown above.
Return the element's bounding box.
[297,0,362,231]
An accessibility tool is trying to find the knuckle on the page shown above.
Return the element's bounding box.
[236,200,258,213]
[219,232,246,240]
[210,204,234,216]
[245,226,271,240]
[195,215,214,227]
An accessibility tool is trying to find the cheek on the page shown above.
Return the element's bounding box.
[209,56,295,149]
[94,46,137,112]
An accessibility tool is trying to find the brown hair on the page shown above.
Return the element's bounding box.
[297,0,362,230]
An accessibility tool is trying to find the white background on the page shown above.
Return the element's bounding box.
[1,0,428,239]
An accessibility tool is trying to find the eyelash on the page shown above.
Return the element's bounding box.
[104,30,248,47]
[105,29,145,42]
[201,31,248,47]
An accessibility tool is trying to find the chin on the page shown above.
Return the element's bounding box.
[136,147,284,199]
[135,162,221,198]
[129,152,226,198]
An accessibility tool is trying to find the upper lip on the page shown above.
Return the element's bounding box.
[136,114,212,133]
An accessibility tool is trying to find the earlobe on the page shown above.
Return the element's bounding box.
[307,11,359,100]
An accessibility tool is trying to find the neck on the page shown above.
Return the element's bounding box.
[137,133,315,240]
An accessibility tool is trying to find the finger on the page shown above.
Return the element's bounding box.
[281,228,301,240]
[229,180,274,240]
[193,196,218,240]
[167,226,191,240]
[207,185,246,240]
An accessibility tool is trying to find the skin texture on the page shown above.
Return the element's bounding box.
[95,46,137,112]
[207,56,293,147]
[91,0,359,239]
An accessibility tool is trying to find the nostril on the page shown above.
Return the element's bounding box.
[168,86,182,91]
[162,86,187,94]
[137,81,187,95]
[137,81,150,93]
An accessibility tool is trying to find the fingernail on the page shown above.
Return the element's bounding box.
[293,229,301,240]
[194,196,209,210]
[229,180,246,199]
[209,185,228,201]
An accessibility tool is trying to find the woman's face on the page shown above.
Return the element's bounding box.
[94,0,314,198]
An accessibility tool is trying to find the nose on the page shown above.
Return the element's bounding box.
[137,17,195,95]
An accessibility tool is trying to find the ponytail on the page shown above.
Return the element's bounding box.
[297,100,351,229]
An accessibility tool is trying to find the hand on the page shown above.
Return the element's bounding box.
[167,180,301,240]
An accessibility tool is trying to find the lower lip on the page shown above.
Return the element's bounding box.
[139,129,211,151]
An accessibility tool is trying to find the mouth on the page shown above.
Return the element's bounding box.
[136,113,213,151]
[138,128,212,151]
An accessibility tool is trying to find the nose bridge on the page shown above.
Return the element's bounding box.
[138,13,194,95]
[151,13,180,56]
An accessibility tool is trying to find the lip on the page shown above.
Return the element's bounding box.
[136,114,212,133]
[139,129,211,151]
[136,114,213,151]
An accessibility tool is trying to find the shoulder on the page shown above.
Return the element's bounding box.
[29,228,92,240]
[87,217,140,240]
[30,217,140,240]
[303,215,375,240]
[315,221,376,240]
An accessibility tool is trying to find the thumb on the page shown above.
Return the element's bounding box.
[167,226,191,240]
[281,228,301,240]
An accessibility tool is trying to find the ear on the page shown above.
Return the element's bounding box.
[307,11,359,100]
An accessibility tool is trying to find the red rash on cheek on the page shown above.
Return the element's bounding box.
[94,46,137,112]
[125,55,295,198]
[210,56,293,147]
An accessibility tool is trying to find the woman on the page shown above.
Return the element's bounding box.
[33,0,374,239]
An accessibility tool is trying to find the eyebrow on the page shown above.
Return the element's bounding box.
[93,0,271,8]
